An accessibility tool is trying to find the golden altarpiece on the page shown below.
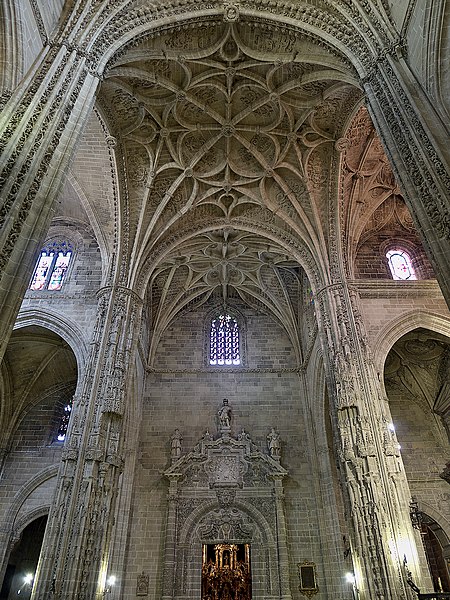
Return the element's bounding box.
[163,402,290,599]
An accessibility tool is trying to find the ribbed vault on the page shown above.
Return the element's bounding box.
[98,19,362,358]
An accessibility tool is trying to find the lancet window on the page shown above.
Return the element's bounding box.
[209,314,241,366]
[56,397,73,442]
[386,248,417,280]
[30,241,73,291]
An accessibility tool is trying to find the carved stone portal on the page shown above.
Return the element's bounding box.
[163,427,291,599]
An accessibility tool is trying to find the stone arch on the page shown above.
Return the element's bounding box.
[140,218,324,369]
[10,506,49,549]
[14,309,88,378]
[0,465,57,579]
[418,500,450,544]
[3,464,58,531]
[371,309,450,375]
[179,498,276,547]
[91,3,374,79]
[137,218,325,297]
[65,172,110,281]
[174,497,279,598]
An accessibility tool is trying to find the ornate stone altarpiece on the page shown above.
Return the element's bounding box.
[163,423,290,599]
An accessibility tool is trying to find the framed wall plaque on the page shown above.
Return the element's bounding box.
[298,560,319,597]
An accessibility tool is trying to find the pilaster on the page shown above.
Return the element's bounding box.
[273,477,292,600]
[162,477,181,600]
[316,281,425,600]
[31,285,143,600]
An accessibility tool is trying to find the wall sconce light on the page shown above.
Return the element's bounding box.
[17,573,34,595]
[409,497,423,530]
[345,572,359,599]
[103,575,116,595]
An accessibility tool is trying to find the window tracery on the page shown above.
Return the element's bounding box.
[209,314,241,366]
[386,248,417,280]
[30,241,73,291]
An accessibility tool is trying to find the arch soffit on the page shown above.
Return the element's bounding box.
[13,309,88,379]
[417,500,450,545]
[372,310,450,374]
[65,170,110,276]
[10,507,50,547]
[4,464,58,534]
[90,4,379,78]
[178,497,276,547]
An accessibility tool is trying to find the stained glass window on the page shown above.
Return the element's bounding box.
[56,398,73,441]
[210,314,241,366]
[386,249,417,280]
[30,241,73,290]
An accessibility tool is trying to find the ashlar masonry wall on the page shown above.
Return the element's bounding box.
[124,303,336,600]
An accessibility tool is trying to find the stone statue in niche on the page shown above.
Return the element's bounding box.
[267,428,281,460]
[171,429,182,461]
[218,398,232,432]
[136,571,149,596]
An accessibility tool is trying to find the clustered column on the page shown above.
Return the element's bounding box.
[32,285,143,600]
[316,283,423,600]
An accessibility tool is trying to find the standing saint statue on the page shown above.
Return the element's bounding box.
[171,429,182,460]
[218,398,232,431]
[267,428,281,459]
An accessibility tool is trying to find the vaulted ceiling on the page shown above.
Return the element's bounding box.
[95,20,361,358]
[64,18,416,362]
[99,20,360,271]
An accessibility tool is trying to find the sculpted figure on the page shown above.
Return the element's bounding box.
[171,429,182,459]
[218,398,232,429]
[267,428,281,458]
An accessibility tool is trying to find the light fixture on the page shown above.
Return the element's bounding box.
[17,574,34,595]
[388,422,395,432]
[103,575,116,595]
[345,571,359,599]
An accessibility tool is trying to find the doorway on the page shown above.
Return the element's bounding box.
[0,515,48,600]
[202,543,252,600]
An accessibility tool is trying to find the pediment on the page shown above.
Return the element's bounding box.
[165,431,287,490]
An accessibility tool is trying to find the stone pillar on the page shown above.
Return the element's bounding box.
[363,53,450,308]
[316,282,424,600]
[162,477,180,600]
[0,4,103,363]
[31,285,143,600]
[273,476,292,600]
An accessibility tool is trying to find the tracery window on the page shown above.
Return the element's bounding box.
[56,397,73,442]
[386,248,417,280]
[30,241,73,291]
[209,314,241,366]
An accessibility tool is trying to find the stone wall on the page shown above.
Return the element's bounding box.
[124,304,335,599]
